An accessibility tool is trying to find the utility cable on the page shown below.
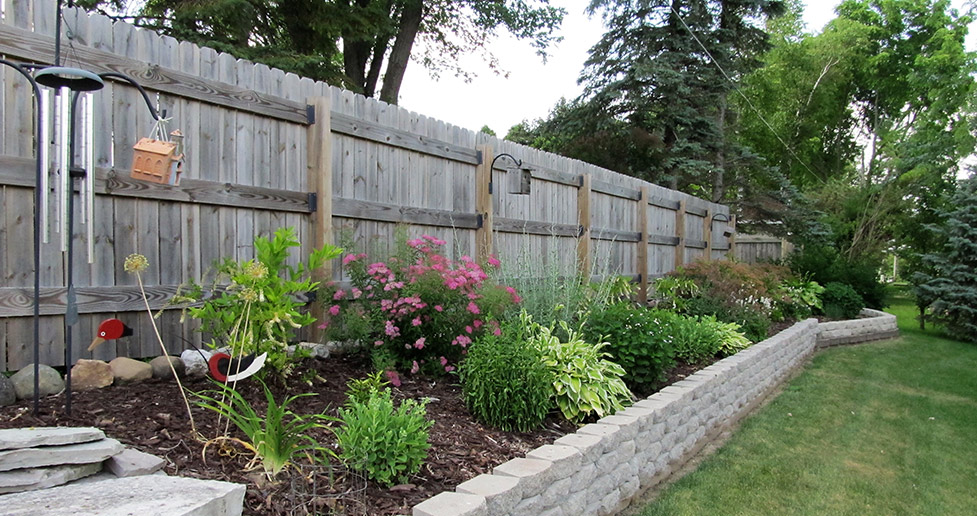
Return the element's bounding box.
[668,5,822,183]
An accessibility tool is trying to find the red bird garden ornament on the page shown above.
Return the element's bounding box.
[87,318,266,382]
[87,318,133,351]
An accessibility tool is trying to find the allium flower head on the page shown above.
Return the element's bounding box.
[123,254,149,274]
[244,261,268,279]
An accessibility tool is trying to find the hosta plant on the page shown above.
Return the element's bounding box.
[527,313,633,423]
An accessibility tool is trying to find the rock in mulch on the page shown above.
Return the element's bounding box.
[108,357,152,383]
[0,374,15,407]
[180,349,213,377]
[70,360,114,391]
[150,356,185,380]
[10,365,64,400]
[104,448,166,478]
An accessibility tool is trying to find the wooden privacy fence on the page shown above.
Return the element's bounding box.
[0,0,731,371]
[733,234,793,264]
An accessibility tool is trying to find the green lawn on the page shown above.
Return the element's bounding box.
[636,288,977,516]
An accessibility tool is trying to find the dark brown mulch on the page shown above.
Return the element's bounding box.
[0,353,575,515]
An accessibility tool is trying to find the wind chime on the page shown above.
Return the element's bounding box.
[1,0,181,415]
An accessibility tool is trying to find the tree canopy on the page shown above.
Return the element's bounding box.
[81,0,565,104]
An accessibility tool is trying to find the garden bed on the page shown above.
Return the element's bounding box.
[0,352,579,515]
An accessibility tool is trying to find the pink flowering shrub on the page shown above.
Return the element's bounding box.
[319,235,519,376]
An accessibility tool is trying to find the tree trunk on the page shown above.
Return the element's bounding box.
[379,0,424,104]
[712,96,727,203]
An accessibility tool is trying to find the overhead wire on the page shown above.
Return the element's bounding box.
[668,5,822,182]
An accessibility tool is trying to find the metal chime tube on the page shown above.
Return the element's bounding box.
[57,87,70,252]
[39,90,51,244]
[83,93,95,263]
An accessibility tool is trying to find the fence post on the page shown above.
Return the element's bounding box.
[307,96,332,341]
[674,199,687,270]
[637,186,650,304]
[475,144,494,264]
[728,215,737,260]
[704,208,713,261]
[577,173,592,281]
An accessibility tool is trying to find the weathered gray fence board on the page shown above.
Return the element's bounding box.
[0,0,730,369]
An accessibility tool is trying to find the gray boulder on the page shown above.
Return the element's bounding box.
[0,374,15,407]
[150,356,185,380]
[180,349,213,377]
[10,365,64,400]
[108,357,152,383]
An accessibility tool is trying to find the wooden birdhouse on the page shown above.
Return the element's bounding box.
[131,132,184,185]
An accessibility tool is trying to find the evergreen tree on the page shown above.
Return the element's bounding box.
[913,176,977,343]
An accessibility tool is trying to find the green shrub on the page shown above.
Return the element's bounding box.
[344,371,389,406]
[773,278,824,321]
[788,245,886,309]
[582,303,677,389]
[335,388,432,487]
[174,227,342,375]
[529,315,633,423]
[459,320,552,432]
[670,315,724,364]
[820,282,865,319]
[684,296,771,343]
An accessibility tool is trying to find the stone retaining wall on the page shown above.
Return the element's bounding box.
[817,309,899,348]
[413,311,896,516]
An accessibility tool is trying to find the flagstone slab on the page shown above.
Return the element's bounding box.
[0,474,245,516]
[0,437,123,472]
[0,427,105,451]
[0,462,102,494]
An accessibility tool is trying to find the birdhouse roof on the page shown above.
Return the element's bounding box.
[133,138,177,156]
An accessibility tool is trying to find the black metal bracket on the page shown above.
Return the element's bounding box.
[306,104,316,125]
[307,192,318,213]
[476,213,484,229]
[476,149,483,165]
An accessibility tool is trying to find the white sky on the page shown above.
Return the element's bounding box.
[398,0,977,136]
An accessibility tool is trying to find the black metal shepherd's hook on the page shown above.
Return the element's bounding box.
[0,59,44,416]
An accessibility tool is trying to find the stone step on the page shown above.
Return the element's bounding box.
[0,462,102,494]
[0,427,105,451]
[0,474,246,516]
[0,437,123,472]
[104,447,166,477]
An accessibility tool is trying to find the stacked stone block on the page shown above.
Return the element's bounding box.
[817,309,898,348]
[413,314,897,516]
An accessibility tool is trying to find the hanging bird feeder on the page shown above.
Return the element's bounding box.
[131,123,185,186]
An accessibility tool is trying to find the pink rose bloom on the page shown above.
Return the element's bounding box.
[385,370,401,387]
[467,301,480,315]
[505,286,517,295]
[411,361,420,374]
[439,356,448,366]
[412,317,422,327]
[493,327,502,336]
[414,337,426,349]
[473,319,483,328]
[384,320,401,337]
[352,288,362,299]
[342,254,358,265]
[317,321,329,329]
[434,305,443,312]
[444,365,456,373]
[333,289,346,300]
[465,325,473,334]
[329,305,340,316]
[374,340,384,347]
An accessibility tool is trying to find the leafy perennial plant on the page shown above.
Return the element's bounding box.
[320,235,518,380]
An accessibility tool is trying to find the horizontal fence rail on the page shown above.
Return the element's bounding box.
[0,0,731,370]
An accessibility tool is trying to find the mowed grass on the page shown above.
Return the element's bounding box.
[638,288,977,516]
